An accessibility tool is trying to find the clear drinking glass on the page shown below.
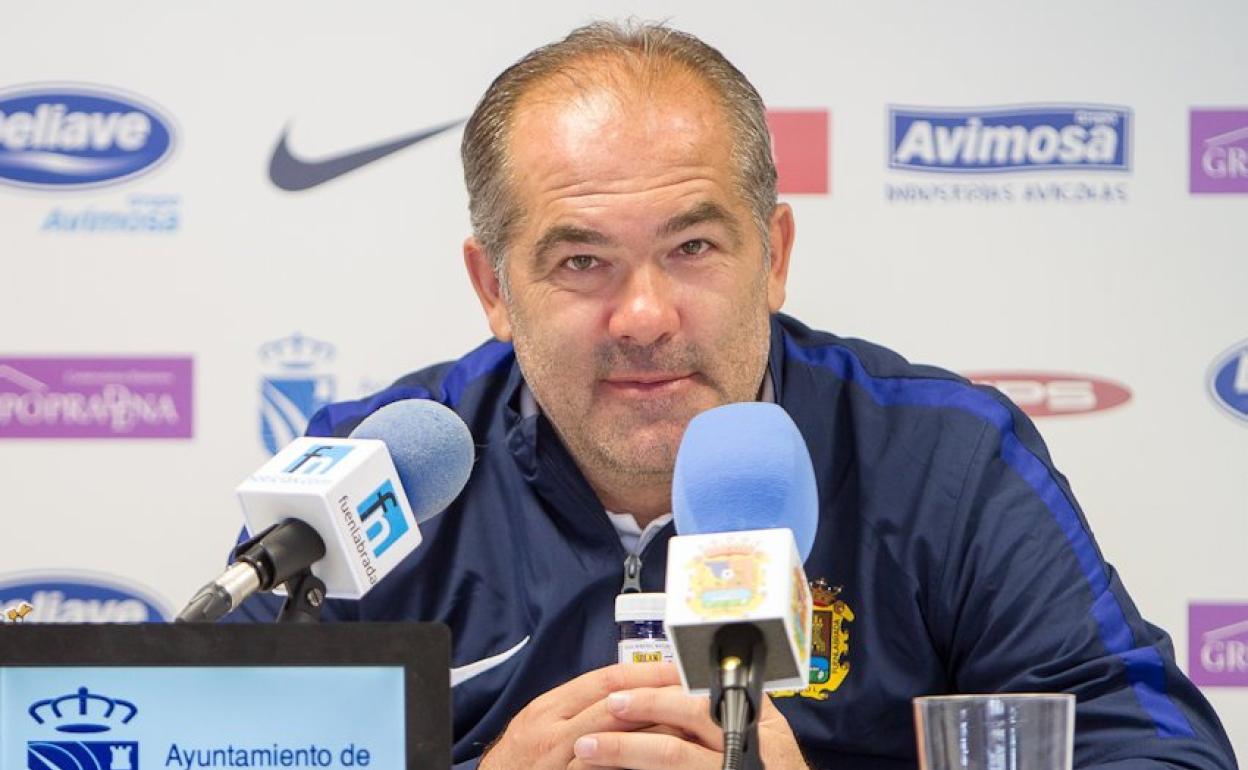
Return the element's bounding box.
[913,693,1075,770]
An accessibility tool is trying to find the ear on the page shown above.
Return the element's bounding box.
[765,203,795,313]
[463,237,513,342]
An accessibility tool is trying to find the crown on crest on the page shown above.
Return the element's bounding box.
[258,332,336,370]
[810,577,841,607]
[28,686,137,733]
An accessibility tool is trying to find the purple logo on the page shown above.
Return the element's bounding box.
[0,357,192,439]
[1188,603,1248,686]
[1190,109,1248,194]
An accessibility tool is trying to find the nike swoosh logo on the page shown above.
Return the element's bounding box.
[268,119,463,192]
[450,635,530,688]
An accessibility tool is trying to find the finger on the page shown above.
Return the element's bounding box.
[567,761,623,770]
[539,663,682,718]
[600,686,723,750]
[572,731,721,770]
[634,724,688,739]
[562,686,678,740]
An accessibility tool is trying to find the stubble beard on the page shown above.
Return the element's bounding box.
[507,287,772,503]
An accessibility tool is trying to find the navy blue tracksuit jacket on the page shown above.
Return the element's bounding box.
[233,314,1237,769]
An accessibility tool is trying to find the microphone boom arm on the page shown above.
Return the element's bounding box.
[709,623,767,770]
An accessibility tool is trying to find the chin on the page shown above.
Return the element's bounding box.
[596,425,683,474]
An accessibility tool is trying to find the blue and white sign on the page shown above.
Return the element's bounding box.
[0,84,176,190]
[358,479,410,558]
[284,444,354,475]
[0,572,172,623]
[1209,340,1248,423]
[259,333,337,456]
[2,667,404,769]
[888,104,1132,173]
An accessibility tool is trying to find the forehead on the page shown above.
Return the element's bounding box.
[504,65,739,218]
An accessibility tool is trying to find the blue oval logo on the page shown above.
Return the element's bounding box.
[1209,340,1248,422]
[0,572,172,623]
[0,84,176,189]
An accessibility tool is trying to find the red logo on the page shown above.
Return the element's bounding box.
[963,371,1132,417]
[767,110,829,195]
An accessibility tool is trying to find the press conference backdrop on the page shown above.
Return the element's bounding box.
[0,0,1245,753]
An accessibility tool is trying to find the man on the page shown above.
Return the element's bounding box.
[234,22,1237,770]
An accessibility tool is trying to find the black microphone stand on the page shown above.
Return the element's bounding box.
[230,522,326,623]
[275,569,326,623]
[709,624,767,770]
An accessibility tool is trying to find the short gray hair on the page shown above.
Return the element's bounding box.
[461,20,778,286]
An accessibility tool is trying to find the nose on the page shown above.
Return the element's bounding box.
[607,262,680,348]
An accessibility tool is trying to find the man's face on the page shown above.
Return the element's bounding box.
[467,69,792,496]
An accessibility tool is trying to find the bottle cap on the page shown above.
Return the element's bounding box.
[615,592,666,623]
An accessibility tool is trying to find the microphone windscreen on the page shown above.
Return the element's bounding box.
[672,402,818,561]
[348,399,475,523]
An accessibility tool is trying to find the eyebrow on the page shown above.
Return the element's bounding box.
[656,201,743,247]
[532,225,616,270]
[529,200,745,269]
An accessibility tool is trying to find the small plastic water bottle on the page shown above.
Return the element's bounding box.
[615,593,674,665]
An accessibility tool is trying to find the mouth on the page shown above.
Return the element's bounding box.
[600,372,695,396]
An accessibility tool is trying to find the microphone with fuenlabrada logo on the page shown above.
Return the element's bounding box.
[665,402,817,770]
[176,399,474,623]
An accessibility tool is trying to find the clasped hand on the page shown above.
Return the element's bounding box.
[479,662,807,770]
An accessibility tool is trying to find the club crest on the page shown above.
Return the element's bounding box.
[773,578,854,700]
[686,545,767,618]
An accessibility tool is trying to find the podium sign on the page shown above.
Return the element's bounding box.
[0,623,449,769]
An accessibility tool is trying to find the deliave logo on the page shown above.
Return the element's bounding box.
[0,83,176,190]
[0,572,173,623]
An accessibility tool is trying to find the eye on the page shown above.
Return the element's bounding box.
[678,239,711,256]
[562,254,600,271]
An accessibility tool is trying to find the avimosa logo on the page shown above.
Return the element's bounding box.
[889,104,1131,173]
[965,371,1132,417]
[0,83,176,190]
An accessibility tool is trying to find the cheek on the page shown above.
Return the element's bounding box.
[511,305,600,382]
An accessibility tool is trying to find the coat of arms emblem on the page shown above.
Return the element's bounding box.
[774,578,854,700]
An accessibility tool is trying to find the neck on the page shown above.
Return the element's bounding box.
[591,474,673,529]
[583,466,672,529]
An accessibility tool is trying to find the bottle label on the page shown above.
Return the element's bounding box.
[618,638,674,665]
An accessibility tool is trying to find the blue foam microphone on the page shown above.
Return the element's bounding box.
[348,398,476,523]
[177,399,474,622]
[671,402,818,560]
[665,402,817,770]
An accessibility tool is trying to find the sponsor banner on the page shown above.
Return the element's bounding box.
[0,83,176,191]
[0,572,173,623]
[4,668,405,769]
[41,193,180,234]
[767,110,830,194]
[1208,340,1248,423]
[1189,603,1248,687]
[0,357,192,439]
[889,104,1131,173]
[1190,109,1248,194]
[259,333,335,454]
[885,104,1132,205]
[964,371,1132,418]
[269,119,463,192]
